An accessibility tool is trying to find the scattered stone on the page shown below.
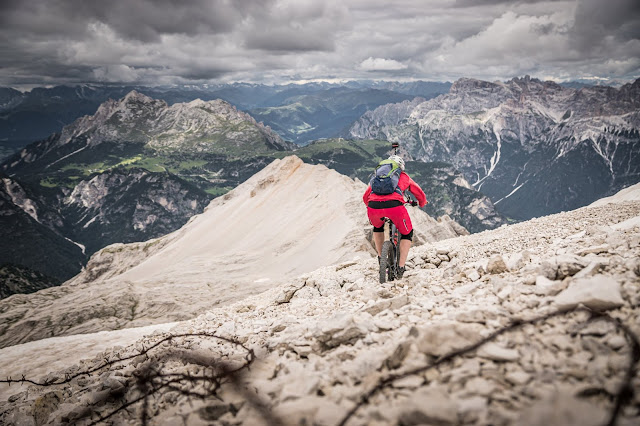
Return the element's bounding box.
[487,255,508,274]
[578,320,615,336]
[274,283,305,304]
[554,275,625,311]
[273,396,347,426]
[538,260,558,280]
[573,260,608,279]
[313,312,374,349]
[385,341,412,370]
[464,377,495,396]
[505,370,531,386]
[606,335,627,350]
[518,391,607,426]
[197,403,232,421]
[466,269,481,281]
[362,294,409,316]
[555,255,588,279]
[415,321,484,357]
[396,387,458,425]
[576,244,610,256]
[535,275,567,296]
[391,374,424,388]
[477,343,519,362]
[456,396,488,423]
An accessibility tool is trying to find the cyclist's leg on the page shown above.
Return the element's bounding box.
[367,208,386,256]
[399,235,412,267]
[373,227,384,256]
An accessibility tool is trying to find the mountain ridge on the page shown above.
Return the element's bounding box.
[349,76,640,220]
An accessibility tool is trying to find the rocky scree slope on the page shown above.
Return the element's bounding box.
[0,156,466,349]
[350,76,640,221]
[1,192,639,425]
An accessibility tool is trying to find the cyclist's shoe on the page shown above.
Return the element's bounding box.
[397,266,406,279]
[377,256,381,265]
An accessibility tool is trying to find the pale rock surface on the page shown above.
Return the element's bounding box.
[1,184,639,426]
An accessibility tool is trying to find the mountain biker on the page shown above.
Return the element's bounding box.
[363,155,427,278]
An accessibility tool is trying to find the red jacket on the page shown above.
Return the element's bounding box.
[363,172,428,207]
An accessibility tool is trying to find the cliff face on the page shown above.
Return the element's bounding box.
[350,77,640,220]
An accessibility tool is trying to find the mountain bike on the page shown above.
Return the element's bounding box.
[379,200,417,283]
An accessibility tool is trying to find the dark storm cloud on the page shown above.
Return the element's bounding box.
[453,0,566,6]
[0,0,266,42]
[572,0,640,48]
[0,0,638,87]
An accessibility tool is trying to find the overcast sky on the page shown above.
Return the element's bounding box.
[1,0,639,88]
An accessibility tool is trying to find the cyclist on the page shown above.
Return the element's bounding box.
[363,155,427,278]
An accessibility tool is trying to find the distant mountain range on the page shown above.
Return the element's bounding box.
[4,76,636,290]
[0,81,451,158]
[1,90,497,287]
[350,76,640,220]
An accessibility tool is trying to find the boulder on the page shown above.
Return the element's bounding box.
[554,275,624,311]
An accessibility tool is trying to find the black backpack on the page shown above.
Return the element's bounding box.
[369,159,402,195]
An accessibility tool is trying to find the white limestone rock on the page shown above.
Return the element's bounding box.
[554,275,625,311]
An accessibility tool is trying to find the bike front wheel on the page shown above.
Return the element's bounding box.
[379,241,392,283]
[380,241,397,283]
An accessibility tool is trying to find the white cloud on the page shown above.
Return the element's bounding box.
[359,57,409,71]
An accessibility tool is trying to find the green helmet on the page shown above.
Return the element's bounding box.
[388,155,405,171]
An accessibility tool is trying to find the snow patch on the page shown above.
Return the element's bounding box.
[494,182,526,205]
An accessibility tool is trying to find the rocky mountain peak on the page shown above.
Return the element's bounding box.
[121,90,155,104]
[349,76,640,221]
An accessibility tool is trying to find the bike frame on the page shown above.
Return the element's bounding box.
[384,217,401,282]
